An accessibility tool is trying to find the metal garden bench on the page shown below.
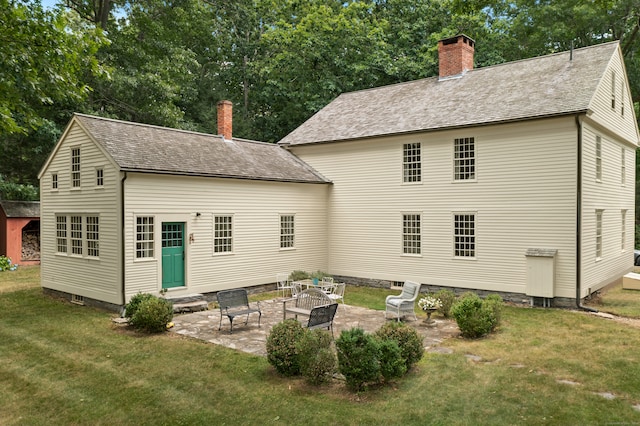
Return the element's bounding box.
[306,303,339,337]
[282,287,332,321]
[216,288,262,333]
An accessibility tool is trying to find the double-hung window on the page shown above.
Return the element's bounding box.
[70,215,83,255]
[71,147,81,188]
[596,210,603,259]
[621,148,626,186]
[596,136,602,182]
[454,137,475,181]
[136,216,154,259]
[214,215,233,254]
[403,143,421,183]
[454,213,476,258]
[280,215,295,249]
[56,215,67,253]
[86,216,99,257]
[402,213,421,255]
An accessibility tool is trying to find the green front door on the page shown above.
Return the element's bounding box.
[162,222,185,289]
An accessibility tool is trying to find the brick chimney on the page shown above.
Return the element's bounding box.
[438,34,475,79]
[217,100,233,140]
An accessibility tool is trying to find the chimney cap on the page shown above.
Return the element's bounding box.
[438,34,475,47]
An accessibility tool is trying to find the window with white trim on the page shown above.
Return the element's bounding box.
[86,216,99,257]
[214,215,233,253]
[402,213,421,255]
[622,210,627,251]
[595,136,602,182]
[56,215,67,253]
[71,147,81,188]
[596,210,603,259]
[280,214,295,249]
[52,173,58,190]
[136,216,154,259]
[96,168,104,187]
[403,143,421,183]
[621,148,626,186]
[611,70,616,110]
[70,215,83,255]
[454,213,476,257]
[621,84,625,116]
[454,137,475,181]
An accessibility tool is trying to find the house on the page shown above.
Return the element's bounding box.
[0,200,40,266]
[39,35,637,310]
[280,35,638,307]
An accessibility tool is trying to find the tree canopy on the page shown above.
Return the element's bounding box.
[1,0,640,189]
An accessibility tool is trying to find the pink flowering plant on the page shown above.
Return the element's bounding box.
[418,295,442,311]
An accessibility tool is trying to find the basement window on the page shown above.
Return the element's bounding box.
[71,294,84,305]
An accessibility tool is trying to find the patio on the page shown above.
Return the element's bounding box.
[170,297,460,356]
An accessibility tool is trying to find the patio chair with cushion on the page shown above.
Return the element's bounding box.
[276,273,294,297]
[385,280,421,321]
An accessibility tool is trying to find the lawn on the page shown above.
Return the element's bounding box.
[2,267,640,425]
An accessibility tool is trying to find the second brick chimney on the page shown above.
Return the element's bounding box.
[217,100,233,140]
[438,34,475,79]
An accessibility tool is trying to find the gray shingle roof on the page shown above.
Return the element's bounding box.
[279,41,619,146]
[0,201,40,218]
[74,114,329,183]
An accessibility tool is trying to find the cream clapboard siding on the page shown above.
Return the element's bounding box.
[580,126,636,296]
[588,47,640,146]
[123,173,328,300]
[292,117,579,298]
[39,122,122,304]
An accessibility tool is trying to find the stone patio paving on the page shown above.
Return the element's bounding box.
[170,298,460,356]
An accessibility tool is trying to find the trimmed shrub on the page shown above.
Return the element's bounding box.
[129,296,174,333]
[484,293,504,326]
[266,319,306,376]
[296,329,336,385]
[124,293,156,319]
[375,321,424,370]
[377,339,406,381]
[336,328,381,391]
[435,289,457,318]
[451,292,501,338]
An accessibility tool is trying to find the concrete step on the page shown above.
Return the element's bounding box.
[172,300,209,314]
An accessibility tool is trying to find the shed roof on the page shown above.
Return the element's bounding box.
[0,200,40,218]
[279,41,619,146]
[73,114,329,184]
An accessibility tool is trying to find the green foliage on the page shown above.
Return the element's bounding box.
[451,292,502,339]
[374,321,424,370]
[288,270,310,281]
[124,293,156,319]
[435,289,457,318]
[335,328,381,391]
[296,329,336,385]
[0,256,18,272]
[266,319,306,376]
[377,338,406,381]
[0,175,39,201]
[128,295,174,333]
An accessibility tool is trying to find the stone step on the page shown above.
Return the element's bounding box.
[165,293,205,304]
[172,300,209,314]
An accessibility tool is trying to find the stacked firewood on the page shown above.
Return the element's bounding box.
[21,231,40,261]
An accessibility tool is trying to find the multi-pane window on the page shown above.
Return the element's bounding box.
[70,215,83,255]
[71,147,81,188]
[280,215,295,249]
[402,214,421,255]
[454,213,476,257]
[86,216,99,257]
[611,71,616,110]
[214,215,233,253]
[454,137,475,180]
[403,143,421,183]
[56,215,67,253]
[621,148,626,186]
[596,210,603,259]
[622,210,627,251]
[621,85,625,116]
[52,173,58,190]
[96,168,104,187]
[595,136,602,182]
[136,216,154,259]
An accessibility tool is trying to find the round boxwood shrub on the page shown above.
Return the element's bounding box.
[266,319,306,376]
[125,293,156,319]
[296,329,336,385]
[129,296,174,333]
[375,321,424,370]
[435,289,457,318]
[336,328,381,391]
[377,339,406,381]
[451,292,502,338]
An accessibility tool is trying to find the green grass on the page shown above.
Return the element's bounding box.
[2,269,640,424]
[0,265,40,293]
[584,281,640,318]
